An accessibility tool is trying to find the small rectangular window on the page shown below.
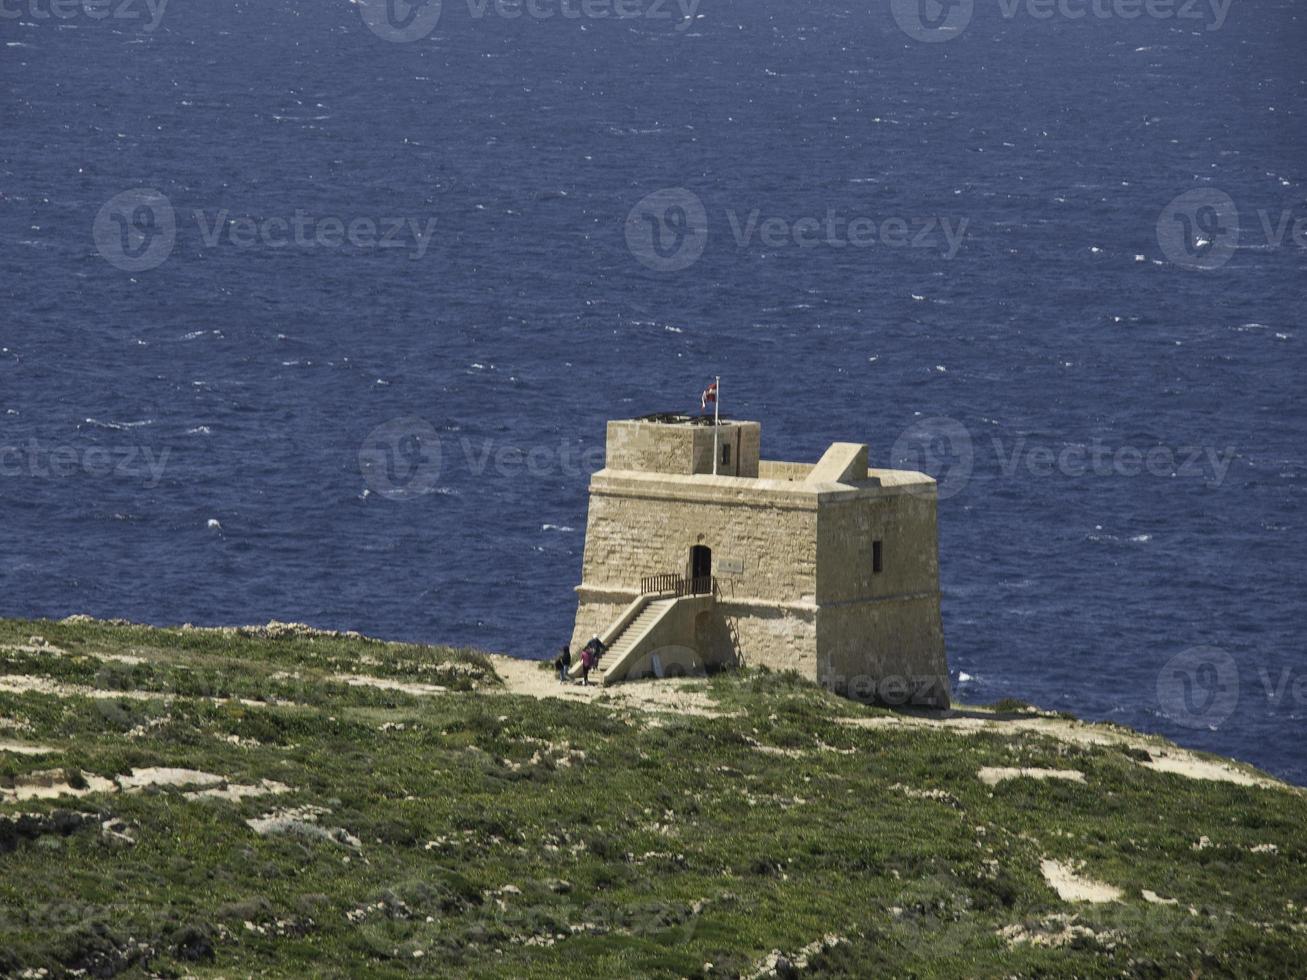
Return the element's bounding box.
[721,444,731,466]
[872,540,883,575]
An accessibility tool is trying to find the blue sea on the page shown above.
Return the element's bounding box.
[2,0,1304,782]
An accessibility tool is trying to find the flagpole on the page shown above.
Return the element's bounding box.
[712,376,720,475]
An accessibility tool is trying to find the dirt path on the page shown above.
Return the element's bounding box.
[487,655,736,719]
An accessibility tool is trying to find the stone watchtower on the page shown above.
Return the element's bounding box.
[570,414,950,707]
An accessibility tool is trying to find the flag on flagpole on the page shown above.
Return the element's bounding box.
[700,381,718,411]
[706,377,721,474]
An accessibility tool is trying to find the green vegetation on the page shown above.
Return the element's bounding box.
[1,618,1305,978]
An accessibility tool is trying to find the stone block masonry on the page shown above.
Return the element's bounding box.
[572,414,949,707]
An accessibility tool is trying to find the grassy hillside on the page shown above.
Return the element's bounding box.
[1,617,1305,978]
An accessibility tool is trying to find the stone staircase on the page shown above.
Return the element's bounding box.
[594,597,676,677]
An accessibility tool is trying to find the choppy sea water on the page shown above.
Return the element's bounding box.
[1,0,1304,782]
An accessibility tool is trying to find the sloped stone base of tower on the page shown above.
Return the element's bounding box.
[573,589,948,708]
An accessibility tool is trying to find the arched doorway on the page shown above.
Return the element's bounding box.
[689,545,712,594]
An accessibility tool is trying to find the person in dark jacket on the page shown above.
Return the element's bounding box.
[555,645,571,683]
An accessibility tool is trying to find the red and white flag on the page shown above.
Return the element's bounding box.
[700,381,718,410]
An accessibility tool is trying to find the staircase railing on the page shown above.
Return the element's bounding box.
[687,574,715,596]
[640,573,682,596]
[640,573,717,598]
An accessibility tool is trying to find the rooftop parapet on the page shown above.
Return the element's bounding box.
[599,415,936,497]
[605,415,760,478]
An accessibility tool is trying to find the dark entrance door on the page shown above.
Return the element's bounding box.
[689,545,712,594]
